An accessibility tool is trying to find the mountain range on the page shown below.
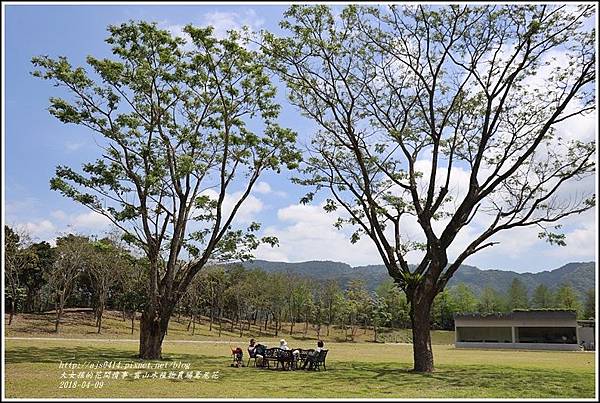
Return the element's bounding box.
[241,259,596,298]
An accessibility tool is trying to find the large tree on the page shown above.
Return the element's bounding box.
[47,234,91,332]
[4,226,38,325]
[88,234,130,333]
[32,21,300,358]
[22,241,54,313]
[265,4,595,371]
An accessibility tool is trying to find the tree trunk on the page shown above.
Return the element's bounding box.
[218,311,222,337]
[55,307,63,332]
[326,323,330,337]
[131,311,135,334]
[410,298,434,373]
[8,300,15,325]
[96,298,104,334]
[96,309,103,334]
[139,308,166,359]
[192,315,196,335]
[54,295,64,333]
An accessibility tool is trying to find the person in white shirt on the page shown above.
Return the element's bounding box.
[279,339,300,361]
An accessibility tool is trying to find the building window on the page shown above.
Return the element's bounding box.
[515,327,577,344]
[456,327,512,343]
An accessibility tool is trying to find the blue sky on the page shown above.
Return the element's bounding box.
[3,4,597,273]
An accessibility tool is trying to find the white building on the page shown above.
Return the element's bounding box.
[454,310,581,351]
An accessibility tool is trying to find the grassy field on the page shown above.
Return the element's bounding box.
[5,312,596,398]
[4,337,596,398]
[5,310,455,345]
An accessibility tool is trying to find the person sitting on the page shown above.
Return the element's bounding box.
[279,339,300,354]
[248,338,265,366]
[231,347,244,367]
[302,340,324,370]
[277,339,299,369]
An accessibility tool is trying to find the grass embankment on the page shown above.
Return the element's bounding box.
[4,338,595,398]
[5,310,455,345]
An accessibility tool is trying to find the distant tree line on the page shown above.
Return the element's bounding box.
[4,225,595,338]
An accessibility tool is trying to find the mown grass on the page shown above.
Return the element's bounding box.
[4,338,595,398]
[5,311,455,345]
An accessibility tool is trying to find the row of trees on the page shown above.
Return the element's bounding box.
[4,226,144,333]
[6,224,593,340]
[430,279,594,330]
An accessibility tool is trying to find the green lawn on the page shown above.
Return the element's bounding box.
[4,338,596,398]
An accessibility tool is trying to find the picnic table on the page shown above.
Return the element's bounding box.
[253,347,328,371]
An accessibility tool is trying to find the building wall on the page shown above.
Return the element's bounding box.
[578,327,595,350]
[455,342,581,351]
[454,317,577,328]
[454,315,580,350]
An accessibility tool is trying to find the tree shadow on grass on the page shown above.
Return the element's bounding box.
[5,345,224,366]
[318,362,594,398]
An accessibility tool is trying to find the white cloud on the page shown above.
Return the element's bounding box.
[254,202,380,265]
[544,214,596,260]
[253,181,287,197]
[70,211,111,231]
[165,8,264,50]
[198,189,264,224]
[23,219,56,236]
[254,181,272,194]
[201,8,264,39]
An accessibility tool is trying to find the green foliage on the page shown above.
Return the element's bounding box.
[4,226,39,317]
[478,286,507,314]
[554,283,582,316]
[449,283,478,314]
[531,284,554,309]
[32,20,301,285]
[506,278,529,310]
[583,288,594,319]
[431,290,456,330]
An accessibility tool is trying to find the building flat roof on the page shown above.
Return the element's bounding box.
[454,310,577,321]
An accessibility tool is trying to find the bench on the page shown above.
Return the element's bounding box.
[262,347,279,368]
[312,349,328,371]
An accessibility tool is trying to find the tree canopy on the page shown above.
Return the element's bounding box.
[264,3,595,372]
[32,21,301,358]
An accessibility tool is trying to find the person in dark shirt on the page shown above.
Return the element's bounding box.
[302,340,324,370]
[248,338,266,366]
